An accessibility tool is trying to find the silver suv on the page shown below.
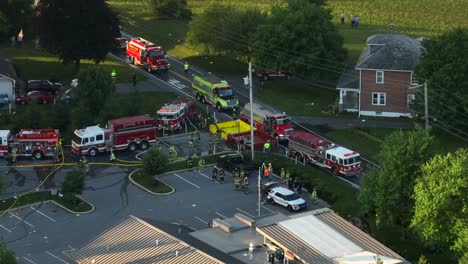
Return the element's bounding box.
[267,187,307,212]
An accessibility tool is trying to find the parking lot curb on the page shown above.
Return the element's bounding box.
[0,193,95,215]
[129,169,175,196]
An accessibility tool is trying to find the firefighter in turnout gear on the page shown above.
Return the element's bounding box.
[110,147,116,163]
[80,156,89,174]
[198,157,205,173]
[234,168,240,183]
[242,175,249,194]
[311,188,318,204]
[208,134,214,153]
[211,167,218,181]
[11,147,18,164]
[219,168,225,183]
[188,135,194,149]
[234,176,240,190]
[240,169,245,182]
[187,156,193,170]
[285,169,291,184]
[280,168,286,182]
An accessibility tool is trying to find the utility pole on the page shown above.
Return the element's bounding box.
[424,81,429,131]
[248,62,255,160]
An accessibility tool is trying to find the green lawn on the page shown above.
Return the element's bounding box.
[256,80,338,117]
[0,191,92,213]
[131,170,173,194]
[3,44,145,84]
[327,127,468,162]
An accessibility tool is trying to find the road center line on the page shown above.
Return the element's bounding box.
[0,224,12,233]
[236,208,255,218]
[22,257,38,264]
[30,207,57,222]
[9,212,34,227]
[215,212,228,219]
[194,216,208,224]
[46,251,70,264]
[173,173,201,189]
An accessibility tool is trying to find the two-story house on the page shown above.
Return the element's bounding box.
[337,34,422,117]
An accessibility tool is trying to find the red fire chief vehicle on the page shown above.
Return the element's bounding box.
[126,37,170,73]
[155,98,196,131]
[72,115,157,156]
[0,129,60,160]
[288,131,362,176]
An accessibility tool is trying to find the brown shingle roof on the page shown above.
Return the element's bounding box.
[65,215,224,264]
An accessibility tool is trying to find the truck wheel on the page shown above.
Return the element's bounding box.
[33,151,44,160]
[216,103,222,112]
[128,142,137,152]
[287,205,294,212]
[332,167,338,176]
[89,148,98,157]
[139,141,149,150]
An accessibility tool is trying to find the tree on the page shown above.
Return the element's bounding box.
[142,147,168,176]
[411,148,468,262]
[0,239,16,264]
[188,4,265,56]
[62,169,85,195]
[75,66,115,117]
[36,0,120,70]
[151,0,191,19]
[250,0,346,78]
[358,126,434,227]
[0,0,34,38]
[414,28,468,136]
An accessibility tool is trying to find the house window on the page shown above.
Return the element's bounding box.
[408,94,416,104]
[372,93,386,105]
[376,71,384,84]
[411,73,418,85]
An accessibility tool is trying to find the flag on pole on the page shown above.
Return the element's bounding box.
[18,29,24,41]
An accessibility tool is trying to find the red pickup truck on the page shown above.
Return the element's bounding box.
[16,91,55,105]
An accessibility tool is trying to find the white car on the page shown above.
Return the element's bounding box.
[267,187,307,212]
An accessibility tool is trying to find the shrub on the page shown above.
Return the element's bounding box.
[142,147,169,176]
[61,169,85,195]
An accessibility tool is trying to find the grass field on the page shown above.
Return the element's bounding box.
[3,43,145,84]
[131,170,173,194]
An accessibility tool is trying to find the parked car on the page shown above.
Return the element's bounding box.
[0,94,10,107]
[267,186,307,212]
[26,80,62,94]
[15,91,55,104]
[60,88,74,104]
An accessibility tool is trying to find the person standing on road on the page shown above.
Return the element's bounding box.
[288,177,294,191]
[293,177,298,192]
[263,140,271,155]
[263,165,271,182]
[297,179,303,194]
[208,134,214,153]
[132,71,137,87]
[235,176,240,191]
[219,168,225,183]
[311,188,318,204]
[280,168,286,182]
[242,176,249,194]
[187,156,193,170]
[11,147,18,164]
[184,62,189,73]
[239,136,245,151]
[110,147,116,164]
[198,157,205,173]
[340,12,346,24]
[211,167,218,181]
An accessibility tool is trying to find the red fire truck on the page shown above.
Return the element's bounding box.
[0,129,60,160]
[241,102,294,141]
[126,37,170,72]
[155,98,196,131]
[72,115,157,156]
[288,131,362,176]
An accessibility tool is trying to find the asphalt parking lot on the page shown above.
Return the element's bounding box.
[1,159,316,264]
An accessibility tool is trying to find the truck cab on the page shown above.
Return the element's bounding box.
[155,100,193,131]
[321,147,362,176]
[126,37,170,73]
[192,75,239,112]
[263,114,294,141]
[0,130,10,157]
[72,125,109,156]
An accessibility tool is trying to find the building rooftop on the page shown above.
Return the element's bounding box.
[64,215,224,264]
[356,34,422,71]
[257,209,407,264]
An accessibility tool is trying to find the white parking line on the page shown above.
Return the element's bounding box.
[0,224,12,233]
[46,251,70,264]
[194,216,208,225]
[173,173,201,189]
[236,208,255,218]
[22,257,38,264]
[9,212,34,227]
[30,207,56,222]
[261,205,276,214]
[215,212,227,219]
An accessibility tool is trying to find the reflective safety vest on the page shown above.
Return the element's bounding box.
[264,142,271,149]
[110,151,116,161]
[111,70,117,77]
[263,168,270,177]
[199,159,205,166]
[219,170,225,176]
[184,63,189,70]
[188,159,193,166]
